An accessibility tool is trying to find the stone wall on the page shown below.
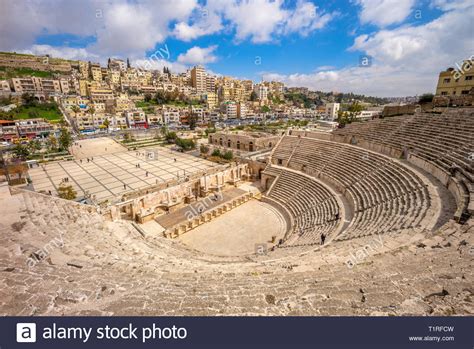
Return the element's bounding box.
[382,104,417,117]
[433,93,474,107]
[209,132,279,152]
[110,163,250,221]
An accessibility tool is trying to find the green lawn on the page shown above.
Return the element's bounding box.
[0,67,57,79]
[135,100,158,108]
[3,103,63,121]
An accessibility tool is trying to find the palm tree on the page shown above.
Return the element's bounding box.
[103,118,110,132]
[71,105,80,116]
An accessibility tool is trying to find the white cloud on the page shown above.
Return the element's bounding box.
[0,0,198,60]
[283,1,334,36]
[177,46,218,65]
[224,0,286,43]
[431,0,474,10]
[356,0,415,27]
[173,1,224,41]
[263,4,474,97]
[0,0,334,61]
[20,45,99,61]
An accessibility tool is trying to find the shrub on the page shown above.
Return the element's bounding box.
[175,137,195,151]
[57,184,77,200]
[200,144,209,154]
[222,150,233,160]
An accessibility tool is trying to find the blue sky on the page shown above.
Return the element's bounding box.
[1,0,473,96]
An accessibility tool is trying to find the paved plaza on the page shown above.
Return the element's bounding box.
[29,145,216,202]
[70,137,127,159]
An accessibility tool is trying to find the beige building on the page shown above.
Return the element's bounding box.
[10,77,62,95]
[203,92,218,110]
[89,87,114,102]
[91,64,102,82]
[435,59,474,96]
[237,102,247,118]
[209,131,279,152]
[191,65,206,94]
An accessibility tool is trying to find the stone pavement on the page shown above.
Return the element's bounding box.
[29,146,216,202]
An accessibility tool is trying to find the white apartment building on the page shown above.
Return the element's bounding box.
[225,102,238,119]
[163,109,181,125]
[325,103,340,121]
[253,83,268,101]
[124,109,147,128]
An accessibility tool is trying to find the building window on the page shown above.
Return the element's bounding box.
[461,90,469,95]
[443,78,450,83]
[277,159,283,165]
[453,91,456,95]
[227,139,231,148]
[441,91,448,95]
[466,75,473,80]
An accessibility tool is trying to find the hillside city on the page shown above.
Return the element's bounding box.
[0,51,409,144]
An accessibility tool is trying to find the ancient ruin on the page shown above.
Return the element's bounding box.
[0,107,472,316]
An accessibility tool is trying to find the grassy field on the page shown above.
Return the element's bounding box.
[1,103,63,121]
[0,67,57,79]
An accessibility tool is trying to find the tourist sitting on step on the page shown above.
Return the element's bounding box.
[320,233,326,245]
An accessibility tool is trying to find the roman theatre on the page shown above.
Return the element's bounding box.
[0,107,472,316]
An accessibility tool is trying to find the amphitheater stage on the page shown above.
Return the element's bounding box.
[155,187,246,228]
[177,200,287,256]
[28,146,216,202]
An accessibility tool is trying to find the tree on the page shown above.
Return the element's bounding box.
[144,93,152,102]
[222,150,233,161]
[419,93,434,104]
[211,149,221,157]
[87,106,95,116]
[188,113,198,130]
[71,105,80,116]
[21,93,36,107]
[58,128,72,151]
[337,102,363,126]
[123,131,133,143]
[200,144,209,154]
[103,118,110,131]
[12,144,30,160]
[175,138,195,151]
[28,140,42,153]
[57,184,77,200]
[250,91,258,101]
[47,135,58,151]
[160,125,168,136]
[126,58,131,69]
[165,131,177,143]
[261,105,271,113]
